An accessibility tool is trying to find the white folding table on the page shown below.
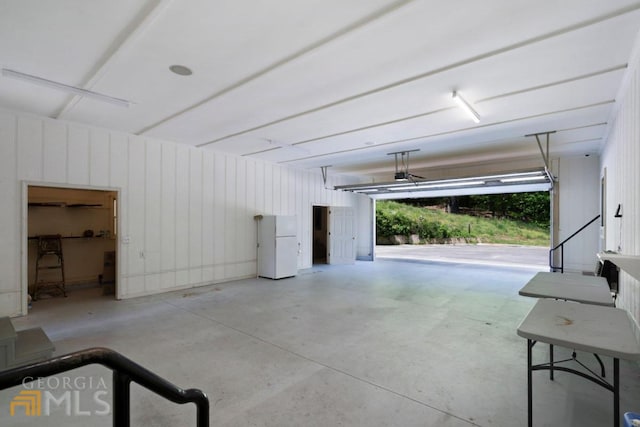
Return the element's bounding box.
[519,272,614,307]
[519,271,615,378]
[517,299,640,427]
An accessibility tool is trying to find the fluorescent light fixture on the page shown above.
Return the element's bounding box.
[452,91,480,123]
[2,68,132,108]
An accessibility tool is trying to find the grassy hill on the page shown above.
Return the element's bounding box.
[376,200,549,246]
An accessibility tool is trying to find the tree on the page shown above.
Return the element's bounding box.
[468,192,549,227]
[396,192,550,228]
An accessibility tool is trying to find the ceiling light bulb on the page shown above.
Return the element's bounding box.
[452,91,480,123]
[169,65,193,76]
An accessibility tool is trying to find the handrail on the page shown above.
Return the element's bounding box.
[0,347,209,427]
[549,214,600,273]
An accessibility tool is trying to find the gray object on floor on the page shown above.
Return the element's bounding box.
[0,316,54,370]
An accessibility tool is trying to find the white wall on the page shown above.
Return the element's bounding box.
[600,39,640,322]
[552,155,601,274]
[0,110,367,317]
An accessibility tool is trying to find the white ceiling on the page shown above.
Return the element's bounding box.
[1,0,639,182]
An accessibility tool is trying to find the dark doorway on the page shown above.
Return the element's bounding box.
[27,185,118,308]
[313,206,328,264]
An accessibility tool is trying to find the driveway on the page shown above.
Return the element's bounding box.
[375,243,549,271]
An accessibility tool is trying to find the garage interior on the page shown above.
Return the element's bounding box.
[6,260,640,426]
[2,1,640,426]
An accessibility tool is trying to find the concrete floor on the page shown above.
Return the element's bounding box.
[3,259,640,426]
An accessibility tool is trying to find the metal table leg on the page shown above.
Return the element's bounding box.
[530,342,620,427]
[550,344,554,380]
[528,339,533,427]
[614,358,619,427]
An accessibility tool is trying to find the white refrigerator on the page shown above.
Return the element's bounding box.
[258,215,298,279]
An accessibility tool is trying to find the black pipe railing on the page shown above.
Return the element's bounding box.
[0,347,209,427]
[549,214,600,273]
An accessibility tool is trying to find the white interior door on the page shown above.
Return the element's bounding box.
[328,207,356,265]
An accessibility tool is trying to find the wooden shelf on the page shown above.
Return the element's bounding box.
[67,203,103,208]
[28,202,103,208]
[29,202,103,209]
[29,236,112,240]
[28,202,65,207]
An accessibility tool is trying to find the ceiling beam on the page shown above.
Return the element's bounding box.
[55,0,174,119]
[197,4,640,148]
[275,101,611,165]
[241,66,622,158]
[138,0,418,136]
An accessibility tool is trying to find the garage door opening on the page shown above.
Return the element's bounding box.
[375,193,550,269]
[379,193,550,243]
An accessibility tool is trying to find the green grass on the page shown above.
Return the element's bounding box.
[376,200,549,246]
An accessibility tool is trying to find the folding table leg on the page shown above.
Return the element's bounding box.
[614,358,619,427]
[528,339,533,427]
[549,344,554,380]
